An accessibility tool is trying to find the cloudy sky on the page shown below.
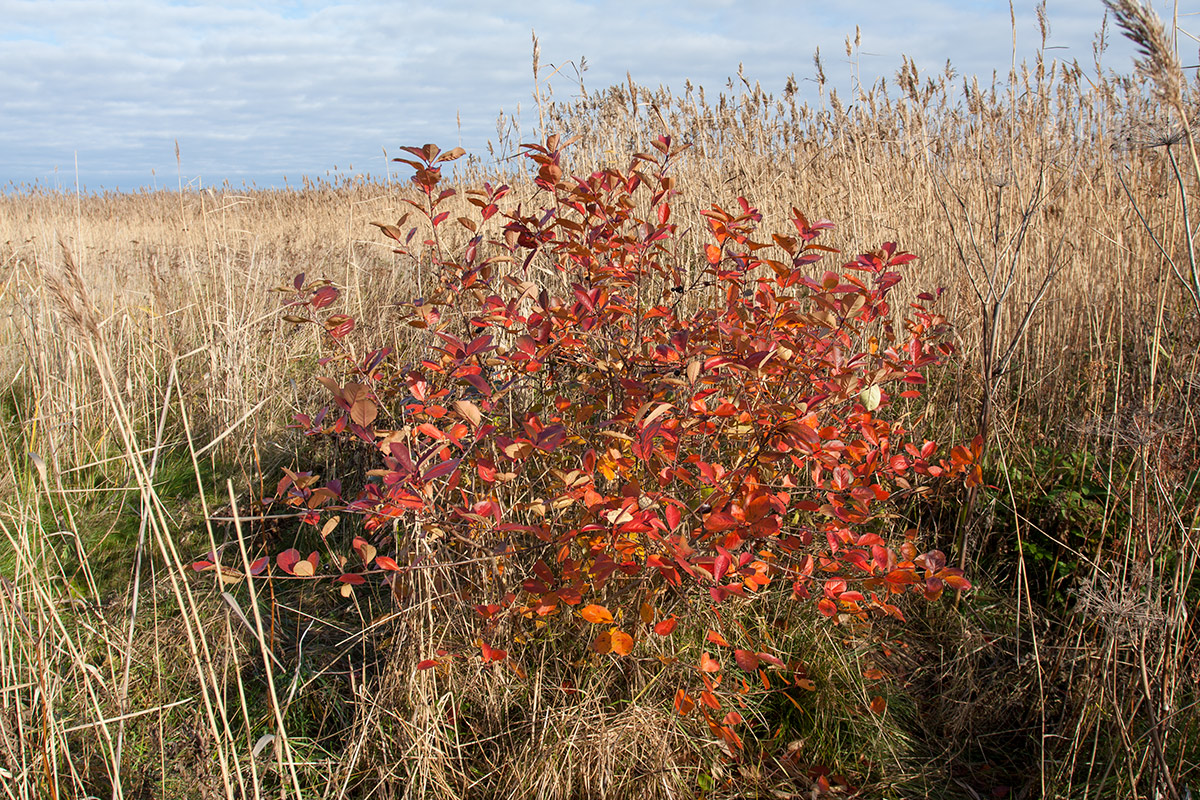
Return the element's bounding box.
[0,0,1180,192]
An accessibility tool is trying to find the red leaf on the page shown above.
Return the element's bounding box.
[324,314,355,338]
[463,373,492,398]
[664,504,681,530]
[375,555,402,571]
[480,641,507,663]
[276,548,301,575]
[712,551,731,580]
[475,603,501,619]
[734,650,760,671]
[757,652,785,668]
[704,511,739,533]
[476,458,498,483]
[654,617,678,636]
[311,285,339,309]
[422,458,460,481]
[417,659,438,670]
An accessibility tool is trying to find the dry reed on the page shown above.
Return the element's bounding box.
[0,15,1197,797]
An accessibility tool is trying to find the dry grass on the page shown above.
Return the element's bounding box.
[0,10,1198,798]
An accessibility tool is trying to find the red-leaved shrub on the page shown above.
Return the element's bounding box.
[262,135,977,752]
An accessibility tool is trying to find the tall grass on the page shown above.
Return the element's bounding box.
[0,12,1196,798]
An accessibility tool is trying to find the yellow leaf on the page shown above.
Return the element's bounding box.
[860,384,882,412]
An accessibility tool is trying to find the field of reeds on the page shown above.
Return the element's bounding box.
[0,7,1197,799]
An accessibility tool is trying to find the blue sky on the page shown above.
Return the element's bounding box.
[0,0,1182,192]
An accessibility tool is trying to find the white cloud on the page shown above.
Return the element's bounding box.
[0,0,1158,190]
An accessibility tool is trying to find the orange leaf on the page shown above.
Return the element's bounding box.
[700,652,721,673]
[375,555,401,571]
[719,725,744,752]
[870,695,887,714]
[942,572,972,591]
[654,617,678,636]
[885,568,919,586]
[580,604,615,624]
[609,630,634,656]
[705,629,730,647]
[674,689,695,716]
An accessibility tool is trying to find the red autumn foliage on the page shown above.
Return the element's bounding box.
[267,135,973,752]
